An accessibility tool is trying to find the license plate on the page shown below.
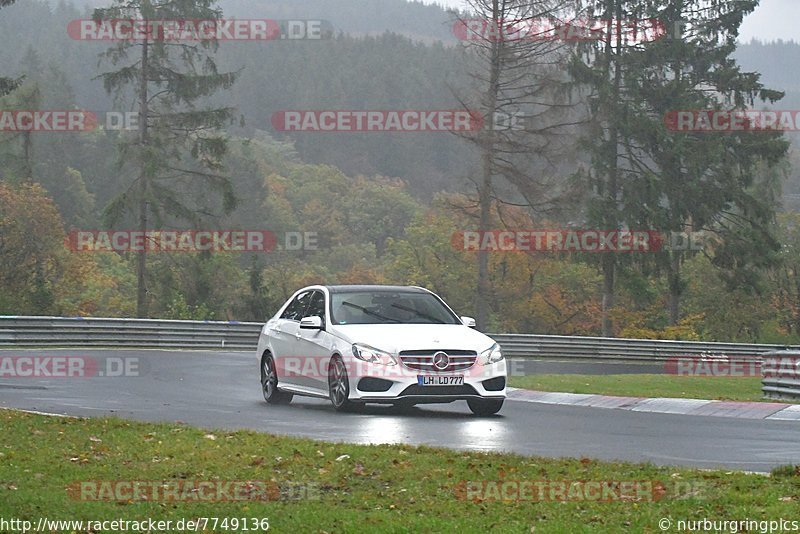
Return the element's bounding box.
[417,375,464,386]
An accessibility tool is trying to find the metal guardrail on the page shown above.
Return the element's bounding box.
[762,351,800,401]
[1,317,796,363]
[0,316,262,350]
[489,333,793,363]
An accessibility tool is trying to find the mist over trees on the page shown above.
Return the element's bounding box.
[2,0,800,342]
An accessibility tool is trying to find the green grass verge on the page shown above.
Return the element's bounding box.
[1,410,799,533]
[509,374,770,402]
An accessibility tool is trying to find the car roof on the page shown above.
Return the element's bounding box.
[324,285,428,294]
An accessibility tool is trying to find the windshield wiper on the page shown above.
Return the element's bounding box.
[341,301,400,323]
[390,303,446,324]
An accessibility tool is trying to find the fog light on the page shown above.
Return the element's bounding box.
[482,376,506,391]
[357,377,393,392]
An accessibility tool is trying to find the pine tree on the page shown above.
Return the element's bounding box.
[94,0,238,317]
[569,0,789,333]
[0,0,22,97]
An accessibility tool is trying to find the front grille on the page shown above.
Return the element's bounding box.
[400,384,478,396]
[399,349,477,372]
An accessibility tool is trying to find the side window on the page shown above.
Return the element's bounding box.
[281,291,312,321]
[306,290,327,323]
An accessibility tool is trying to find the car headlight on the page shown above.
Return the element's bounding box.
[480,343,504,364]
[352,344,397,366]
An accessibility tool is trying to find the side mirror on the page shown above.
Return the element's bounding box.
[300,316,324,330]
[461,316,477,328]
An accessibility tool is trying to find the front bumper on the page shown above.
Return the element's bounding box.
[347,358,507,404]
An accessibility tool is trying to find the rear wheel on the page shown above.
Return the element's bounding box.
[467,398,503,416]
[328,355,356,412]
[261,354,293,405]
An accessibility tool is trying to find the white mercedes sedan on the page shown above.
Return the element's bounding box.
[257,285,506,415]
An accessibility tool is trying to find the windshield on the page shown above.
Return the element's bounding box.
[330,291,460,325]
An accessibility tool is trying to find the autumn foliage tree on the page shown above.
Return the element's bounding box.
[0,182,63,312]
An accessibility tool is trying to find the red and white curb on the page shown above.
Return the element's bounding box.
[506,388,800,420]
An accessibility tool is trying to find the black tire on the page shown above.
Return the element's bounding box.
[467,398,504,416]
[328,355,356,412]
[261,353,293,405]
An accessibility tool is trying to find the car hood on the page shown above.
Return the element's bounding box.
[328,324,496,354]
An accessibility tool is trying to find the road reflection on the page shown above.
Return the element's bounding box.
[339,404,509,448]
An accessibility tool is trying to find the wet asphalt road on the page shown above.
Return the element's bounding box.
[0,349,798,472]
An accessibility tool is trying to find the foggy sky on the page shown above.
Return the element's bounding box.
[421,0,800,43]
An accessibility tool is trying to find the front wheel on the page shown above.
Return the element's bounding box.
[328,356,357,412]
[467,398,504,416]
[261,354,293,405]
